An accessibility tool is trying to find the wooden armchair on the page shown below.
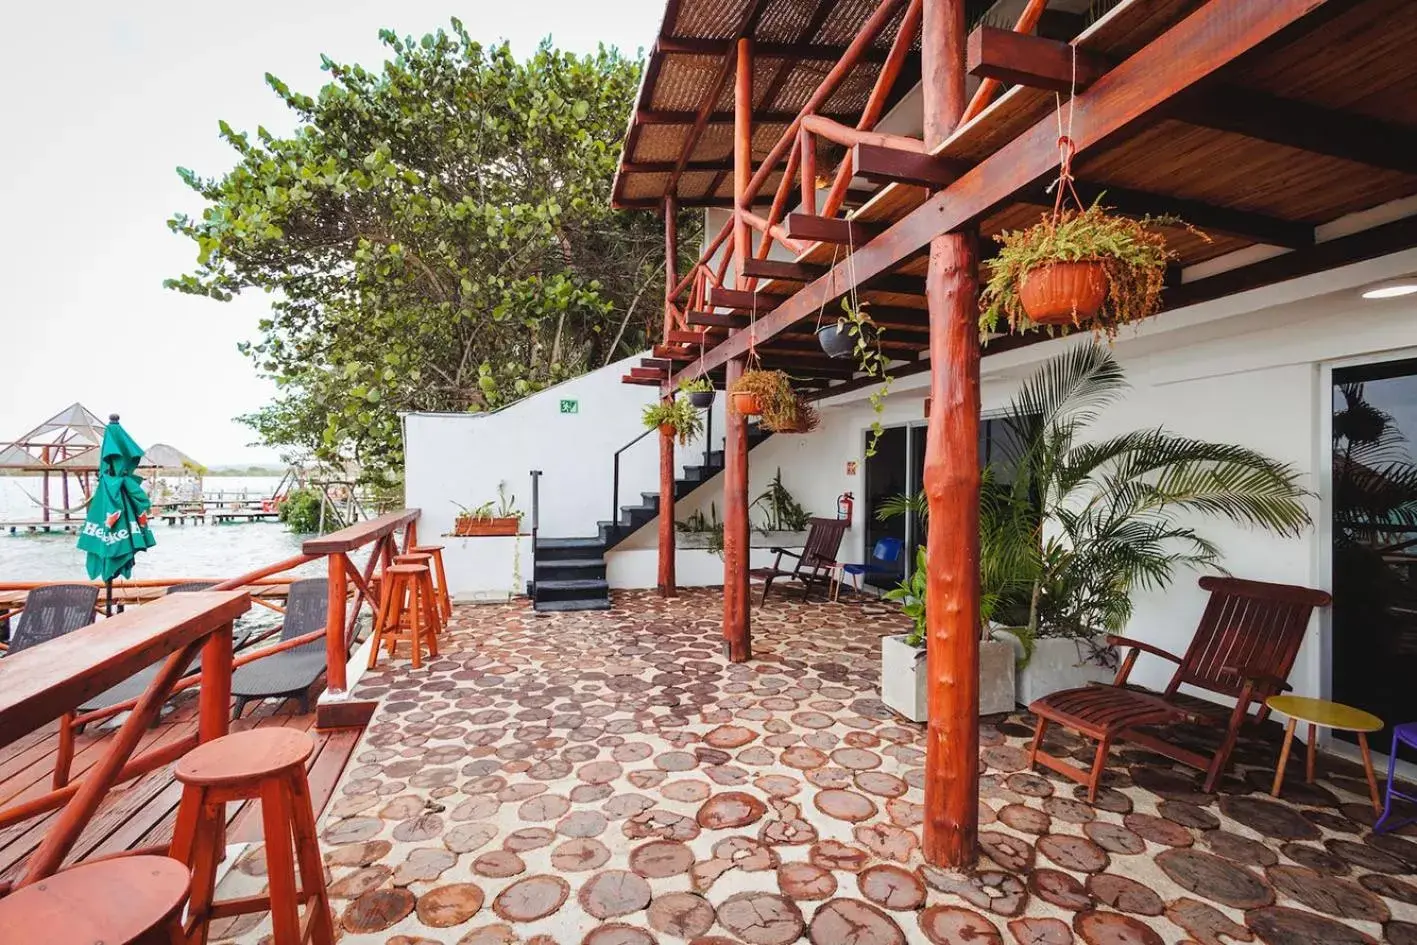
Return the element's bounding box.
[1027,576,1331,798]
[750,517,848,604]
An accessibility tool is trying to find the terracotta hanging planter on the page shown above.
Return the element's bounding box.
[731,391,763,416]
[1019,261,1109,325]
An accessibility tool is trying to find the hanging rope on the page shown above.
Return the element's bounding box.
[1045,44,1083,225]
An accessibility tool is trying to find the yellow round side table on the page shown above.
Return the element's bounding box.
[1266,694,1383,812]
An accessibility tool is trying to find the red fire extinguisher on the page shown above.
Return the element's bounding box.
[837,492,854,523]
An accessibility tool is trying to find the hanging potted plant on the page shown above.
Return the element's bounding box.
[837,300,892,457]
[729,368,797,429]
[777,395,820,434]
[980,199,1188,335]
[642,397,705,445]
[678,377,716,409]
[817,321,854,359]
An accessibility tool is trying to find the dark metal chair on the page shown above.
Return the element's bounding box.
[230,578,331,718]
[1028,576,1331,798]
[1,584,100,654]
[751,517,849,604]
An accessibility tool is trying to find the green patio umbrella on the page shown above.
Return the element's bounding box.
[77,414,156,614]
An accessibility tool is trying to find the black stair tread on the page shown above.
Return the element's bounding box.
[534,598,612,612]
[536,557,605,569]
[536,578,609,592]
[535,537,605,550]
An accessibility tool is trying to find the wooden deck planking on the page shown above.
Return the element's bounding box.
[0,694,358,882]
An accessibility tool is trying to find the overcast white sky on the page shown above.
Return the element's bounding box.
[0,1,663,465]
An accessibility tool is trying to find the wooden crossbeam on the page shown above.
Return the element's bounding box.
[652,345,698,362]
[687,311,746,328]
[657,37,909,63]
[707,286,790,309]
[623,160,734,174]
[1047,181,1315,249]
[740,257,929,296]
[967,25,1109,92]
[1171,86,1417,176]
[666,329,716,346]
[639,358,673,370]
[785,214,883,245]
[628,367,667,381]
[671,0,1340,385]
[622,374,664,386]
[968,24,1417,176]
[637,109,859,125]
[853,143,970,188]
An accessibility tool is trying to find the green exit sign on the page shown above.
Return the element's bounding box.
[559,399,579,414]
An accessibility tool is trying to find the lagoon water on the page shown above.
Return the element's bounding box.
[0,476,327,583]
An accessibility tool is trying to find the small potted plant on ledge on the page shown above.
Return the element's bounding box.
[979,199,1197,337]
[678,377,716,409]
[643,397,705,445]
[453,482,523,536]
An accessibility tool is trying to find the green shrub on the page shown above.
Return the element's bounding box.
[278,486,324,533]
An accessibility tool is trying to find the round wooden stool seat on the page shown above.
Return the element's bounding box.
[386,563,428,575]
[176,728,314,788]
[393,552,433,564]
[409,544,444,554]
[0,855,190,945]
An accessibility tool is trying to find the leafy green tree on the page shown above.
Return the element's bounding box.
[169,21,682,478]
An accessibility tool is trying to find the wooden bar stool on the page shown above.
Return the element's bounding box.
[409,543,452,620]
[393,552,445,635]
[0,855,190,945]
[169,728,334,945]
[369,563,439,669]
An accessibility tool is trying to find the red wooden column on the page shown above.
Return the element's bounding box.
[658,396,677,597]
[732,38,753,287]
[325,554,349,696]
[921,0,981,868]
[722,357,751,661]
[663,195,679,342]
[660,196,679,597]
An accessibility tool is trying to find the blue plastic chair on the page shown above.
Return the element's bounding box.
[836,537,904,599]
[1375,721,1417,833]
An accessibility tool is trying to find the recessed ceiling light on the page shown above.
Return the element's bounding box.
[1361,282,1417,300]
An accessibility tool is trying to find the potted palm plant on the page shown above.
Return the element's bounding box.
[877,343,1312,708]
[642,397,705,445]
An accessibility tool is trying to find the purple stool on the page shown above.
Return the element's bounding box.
[1375,722,1417,833]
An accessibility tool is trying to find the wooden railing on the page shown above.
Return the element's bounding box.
[0,591,250,886]
[661,0,1049,351]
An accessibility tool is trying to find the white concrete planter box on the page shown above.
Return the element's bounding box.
[880,634,1017,723]
[678,530,808,550]
[1009,635,1117,706]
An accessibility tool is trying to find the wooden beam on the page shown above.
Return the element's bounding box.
[707,286,789,309]
[622,375,664,386]
[636,108,859,125]
[1171,86,1417,176]
[687,311,746,328]
[629,367,667,381]
[853,143,970,188]
[1052,181,1315,249]
[801,114,926,152]
[784,213,883,245]
[667,329,716,345]
[624,160,734,174]
[733,37,753,284]
[658,396,676,598]
[967,24,1109,92]
[640,358,674,370]
[653,345,698,361]
[670,0,1342,386]
[664,194,679,342]
[657,36,910,63]
[740,257,929,296]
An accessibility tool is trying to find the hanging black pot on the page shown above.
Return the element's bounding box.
[688,389,715,408]
[817,323,853,359]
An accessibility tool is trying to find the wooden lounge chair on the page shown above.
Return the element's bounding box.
[230,578,331,718]
[1027,576,1331,798]
[751,517,848,604]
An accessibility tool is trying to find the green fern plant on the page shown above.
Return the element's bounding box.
[642,397,705,445]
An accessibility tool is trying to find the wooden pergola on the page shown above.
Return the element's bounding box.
[613,0,1417,866]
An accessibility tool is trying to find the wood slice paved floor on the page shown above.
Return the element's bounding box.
[211,589,1417,945]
